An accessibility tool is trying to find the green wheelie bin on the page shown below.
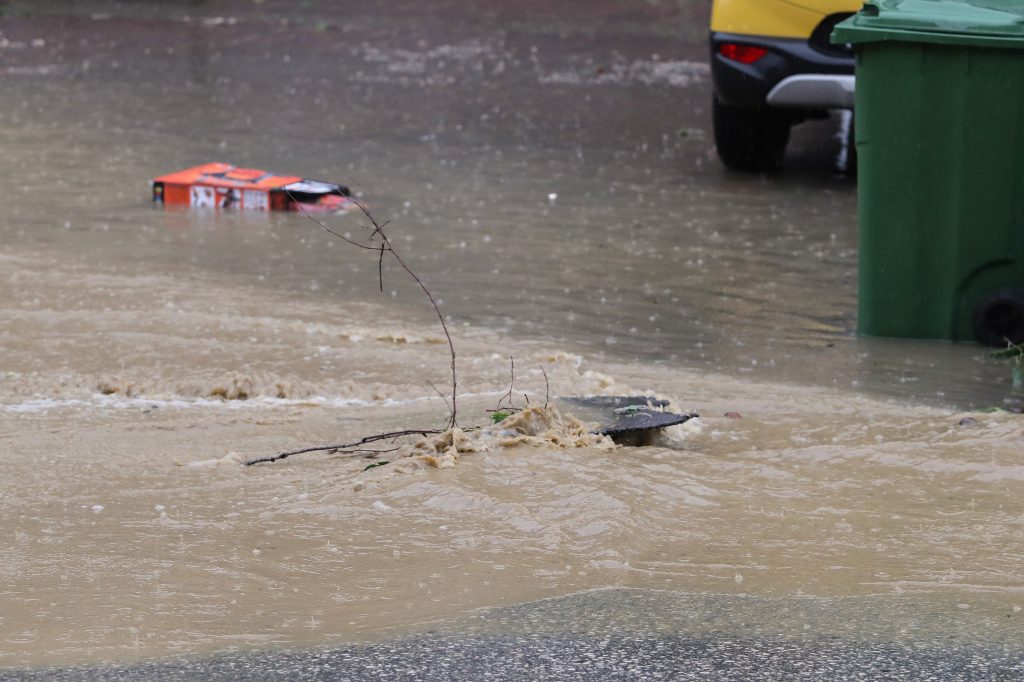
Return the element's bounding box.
[833,0,1024,346]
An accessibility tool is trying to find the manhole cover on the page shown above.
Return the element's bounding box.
[559,395,697,445]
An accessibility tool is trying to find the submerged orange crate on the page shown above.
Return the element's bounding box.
[152,162,352,212]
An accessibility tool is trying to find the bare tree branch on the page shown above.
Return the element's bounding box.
[287,190,380,251]
[349,197,458,429]
[427,380,454,424]
[245,429,442,466]
[249,190,461,466]
[496,355,516,411]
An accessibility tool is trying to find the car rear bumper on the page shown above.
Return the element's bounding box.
[766,74,855,108]
[710,31,855,109]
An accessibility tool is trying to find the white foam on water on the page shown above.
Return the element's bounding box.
[0,390,506,415]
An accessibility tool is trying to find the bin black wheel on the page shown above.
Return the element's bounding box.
[712,97,791,172]
[973,288,1024,346]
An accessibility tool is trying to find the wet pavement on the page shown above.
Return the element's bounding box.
[11,634,1022,681]
[9,588,1024,680]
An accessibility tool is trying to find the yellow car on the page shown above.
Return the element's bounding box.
[710,0,861,171]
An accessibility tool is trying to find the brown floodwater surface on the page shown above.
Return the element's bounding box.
[2,0,1023,670]
[4,252,1024,668]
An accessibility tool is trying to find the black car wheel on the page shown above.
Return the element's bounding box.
[712,97,791,172]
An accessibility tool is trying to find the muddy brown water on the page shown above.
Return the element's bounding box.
[2,0,1023,670]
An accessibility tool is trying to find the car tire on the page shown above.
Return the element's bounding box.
[712,97,791,172]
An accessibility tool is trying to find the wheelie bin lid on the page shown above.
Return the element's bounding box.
[832,0,1024,49]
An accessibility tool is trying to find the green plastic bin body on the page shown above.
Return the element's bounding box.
[833,0,1024,344]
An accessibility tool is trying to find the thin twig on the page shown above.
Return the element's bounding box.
[245,429,442,466]
[286,190,380,251]
[287,191,458,428]
[426,380,454,423]
[540,365,550,409]
[336,447,404,457]
[249,190,460,467]
[496,355,516,411]
[992,340,1024,359]
[350,197,458,428]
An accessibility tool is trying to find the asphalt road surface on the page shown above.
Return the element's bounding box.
[8,632,1023,681]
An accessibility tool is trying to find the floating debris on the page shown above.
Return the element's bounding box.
[152,162,351,212]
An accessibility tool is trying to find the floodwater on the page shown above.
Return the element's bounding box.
[1,0,1023,673]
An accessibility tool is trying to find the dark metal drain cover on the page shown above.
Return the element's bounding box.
[559,395,698,442]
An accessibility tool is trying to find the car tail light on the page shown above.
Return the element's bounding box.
[719,43,769,64]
